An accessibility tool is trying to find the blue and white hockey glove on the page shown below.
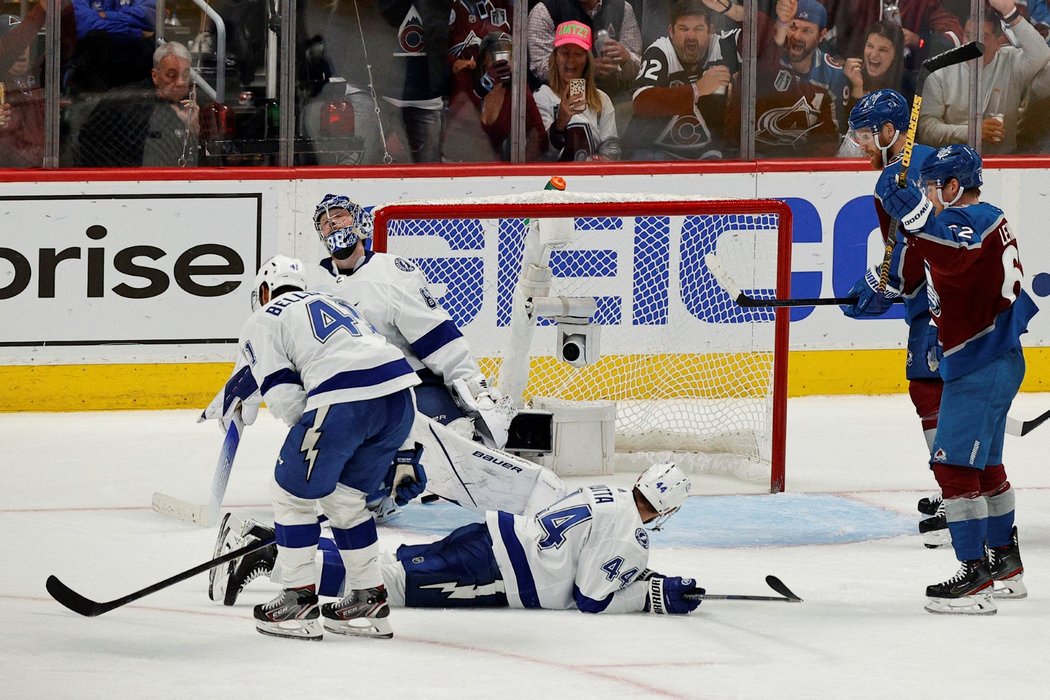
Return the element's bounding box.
[842,266,900,318]
[643,575,704,615]
[876,179,932,232]
[200,366,260,433]
[389,442,427,506]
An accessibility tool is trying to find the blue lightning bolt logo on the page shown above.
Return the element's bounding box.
[301,406,328,482]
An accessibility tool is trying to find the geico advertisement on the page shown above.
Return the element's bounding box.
[0,194,261,346]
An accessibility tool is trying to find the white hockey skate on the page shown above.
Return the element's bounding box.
[321,585,393,639]
[209,512,276,606]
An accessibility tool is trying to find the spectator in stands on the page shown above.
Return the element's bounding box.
[0,14,45,168]
[825,0,964,70]
[729,0,847,157]
[624,0,736,160]
[640,0,743,50]
[534,21,620,160]
[528,0,643,133]
[444,31,548,161]
[75,41,199,167]
[918,0,1050,155]
[844,20,913,105]
[64,0,156,94]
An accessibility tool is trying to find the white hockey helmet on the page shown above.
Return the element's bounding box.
[251,255,306,311]
[634,462,692,529]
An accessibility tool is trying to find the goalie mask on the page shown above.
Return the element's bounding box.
[919,144,982,207]
[635,462,692,530]
[251,255,306,311]
[313,193,374,260]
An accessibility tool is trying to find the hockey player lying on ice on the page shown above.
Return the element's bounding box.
[210,463,704,639]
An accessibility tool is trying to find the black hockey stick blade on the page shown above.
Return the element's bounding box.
[1007,408,1050,437]
[734,293,905,309]
[764,575,803,602]
[46,534,275,617]
[922,41,984,72]
[684,575,803,603]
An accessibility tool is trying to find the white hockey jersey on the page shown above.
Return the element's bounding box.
[236,289,420,426]
[486,485,652,613]
[316,252,481,384]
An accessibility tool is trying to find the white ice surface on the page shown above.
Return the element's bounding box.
[3,394,1050,699]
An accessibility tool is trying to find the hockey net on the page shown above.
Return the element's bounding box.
[372,191,791,492]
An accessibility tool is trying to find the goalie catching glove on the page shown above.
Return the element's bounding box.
[642,571,704,615]
[842,265,901,318]
[451,375,518,449]
[200,365,261,433]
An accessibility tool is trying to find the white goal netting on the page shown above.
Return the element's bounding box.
[373,191,790,492]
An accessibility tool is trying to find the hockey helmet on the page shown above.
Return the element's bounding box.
[251,255,306,311]
[919,144,983,190]
[635,462,692,529]
[847,89,909,155]
[313,193,374,260]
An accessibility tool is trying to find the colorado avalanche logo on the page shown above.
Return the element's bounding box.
[932,448,947,463]
[635,528,650,549]
[396,7,427,57]
[755,97,824,146]
[395,257,417,272]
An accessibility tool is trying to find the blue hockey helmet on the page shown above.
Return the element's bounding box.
[313,193,374,259]
[918,144,984,190]
[848,89,910,134]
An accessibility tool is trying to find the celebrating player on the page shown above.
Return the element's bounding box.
[213,255,423,640]
[211,463,705,616]
[311,194,516,454]
[841,88,948,546]
[878,144,1037,615]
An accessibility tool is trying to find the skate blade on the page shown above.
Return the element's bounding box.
[322,617,393,639]
[924,593,997,615]
[992,577,1028,600]
[256,617,323,641]
[922,529,951,549]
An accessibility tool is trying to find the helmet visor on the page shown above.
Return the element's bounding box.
[847,127,876,149]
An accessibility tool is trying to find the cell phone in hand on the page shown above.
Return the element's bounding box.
[569,78,586,99]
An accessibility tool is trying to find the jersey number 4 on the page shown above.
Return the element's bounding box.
[307,297,369,342]
[537,505,592,549]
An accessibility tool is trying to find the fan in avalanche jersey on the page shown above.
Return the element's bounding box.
[624,0,737,160]
[213,463,706,616]
[447,0,513,68]
[880,144,1037,615]
[310,193,516,453]
[840,89,946,546]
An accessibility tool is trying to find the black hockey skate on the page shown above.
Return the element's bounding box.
[209,513,277,606]
[321,585,393,639]
[988,526,1027,599]
[254,587,322,641]
[917,493,942,516]
[918,500,950,549]
[924,558,996,615]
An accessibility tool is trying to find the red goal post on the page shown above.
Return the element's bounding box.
[372,192,792,493]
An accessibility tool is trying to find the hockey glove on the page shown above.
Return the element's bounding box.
[842,266,900,318]
[643,575,704,615]
[390,442,427,507]
[876,179,932,232]
[201,366,260,433]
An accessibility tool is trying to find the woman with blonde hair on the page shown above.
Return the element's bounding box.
[533,21,621,161]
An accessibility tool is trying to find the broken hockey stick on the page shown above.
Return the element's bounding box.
[685,575,803,603]
[151,410,244,528]
[877,40,984,292]
[1007,408,1050,437]
[46,531,275,617]
[704,251,903,308]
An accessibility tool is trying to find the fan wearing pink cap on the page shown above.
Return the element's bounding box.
[533,20,621,161]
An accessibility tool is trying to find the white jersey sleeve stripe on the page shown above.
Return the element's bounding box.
[496,511,542,609]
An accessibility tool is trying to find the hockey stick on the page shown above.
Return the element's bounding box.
[46,532,275,617]
[704,251,903,308]
[151,411,244,528]
[685,575,803,603]
[1007,408,1050,437]
[876,40,984,292]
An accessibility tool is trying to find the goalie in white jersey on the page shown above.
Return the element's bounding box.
[213,255,423,641]
[311,193,515,451]
[214,463,705,616]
